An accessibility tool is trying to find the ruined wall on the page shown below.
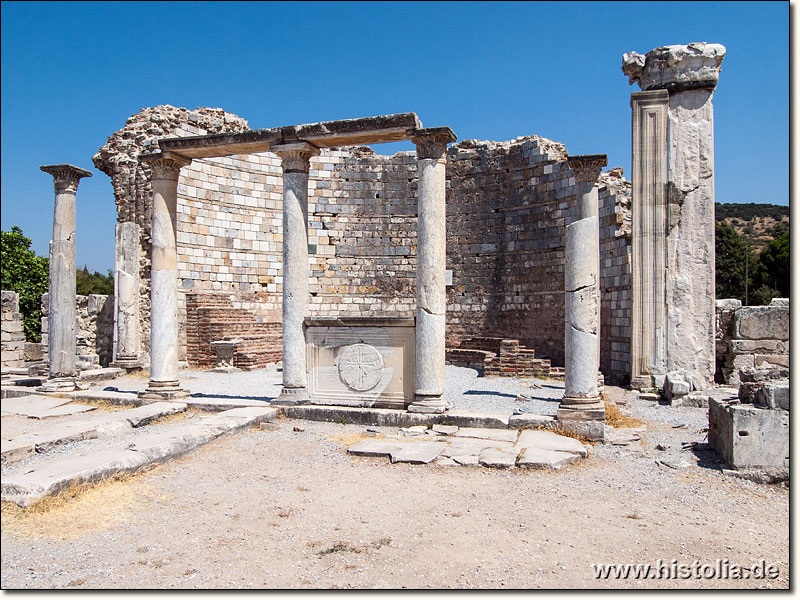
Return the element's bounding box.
[40,293,114,369]
[97,107,633,383]
[1,291,25,368]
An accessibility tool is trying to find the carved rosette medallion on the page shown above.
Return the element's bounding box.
[336,343,384,391]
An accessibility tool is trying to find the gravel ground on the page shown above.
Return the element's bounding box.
[102,365,564,416]
[0,376,789,589]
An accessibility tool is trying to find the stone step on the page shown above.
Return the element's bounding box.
[1,406,278,507]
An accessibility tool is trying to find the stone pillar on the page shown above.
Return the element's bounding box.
[138,153,190,400]
[39,164,92,392]
[623,42,725,392]
[111,221,142,369]
[558,155,606,441]
[408,127,457,414]
[271,142,319,405]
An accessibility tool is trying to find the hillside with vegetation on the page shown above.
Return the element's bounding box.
[715,203,789,306]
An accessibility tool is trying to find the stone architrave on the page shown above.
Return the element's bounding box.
[407,128,457,414]
[39,164,92,392]
[558,155,606,441]
[271,142,320,405]
[623,42,725,392]
[111,221,142,369]
[138,153,191,400]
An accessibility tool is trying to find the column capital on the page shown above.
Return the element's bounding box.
[622,42,726,92]
[409,127,457,161]
[40,164,92,192]
[272,141,320,173]
[139,152,191,181]
[567,154,608,184]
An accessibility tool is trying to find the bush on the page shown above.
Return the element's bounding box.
[1,227,49,342]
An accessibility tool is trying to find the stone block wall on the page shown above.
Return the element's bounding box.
[41,293,114,369]
[1,291,25,368]
[715,298,789,385]
[96,106,634,383]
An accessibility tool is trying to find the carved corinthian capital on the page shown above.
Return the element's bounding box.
[409,127,457,161]
[40,164,93,192]
[567,154,608,183]
[622,42,726,92]
[272,141,320,173]
[140,152,191,181]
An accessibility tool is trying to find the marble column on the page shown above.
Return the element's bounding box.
[111,221,142,369]
[271,142,319,405]
[39,164,92,392]
[138,152,190,400]
[558,155,607,441]
[623,42,726,392]
[408,127,457,414]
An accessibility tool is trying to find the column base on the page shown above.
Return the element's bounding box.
[407,395,449,414]
[273,387,309,405]
[212,366,241,373]
[38,376,85,393]
[557,398,605,441]
[110,356,145,371]
[630,375,654,390]
[138,380,190,401]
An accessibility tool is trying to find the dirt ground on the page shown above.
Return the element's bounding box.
[0,406,789,590]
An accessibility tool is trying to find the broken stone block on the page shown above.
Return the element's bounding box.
[389,442,446,464]
[664,370,692,405]
[516,429,588,458]
[517,447,580,470]
[708,398,789,472]
[478,447,517,469]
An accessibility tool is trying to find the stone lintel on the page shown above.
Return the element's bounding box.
[567,154,608,183]
[157,112,424,159]
[40,164,92,191]
[304,317,415,328]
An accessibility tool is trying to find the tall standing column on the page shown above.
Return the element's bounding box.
[408,127,457,414]
[138,152,190,400]
[558,155,607,441]
[272,142,319,405]
[39,164,92,392]
[623,42,726,392]
[111,221,142,370]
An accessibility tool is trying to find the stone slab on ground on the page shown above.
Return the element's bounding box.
[119,402,187,427]
[478,447,517,469]
[390,442,447,464]
[452,427,518,443]
[439,438,513,458]
[187,396,275,413]
[347,439,403,458]
[28,404,97,419]
[432,424,459,435]
[78,368,125,382]
[0,395,74,417]
[517,447,581,470]
[516,429,589,458]
[452,455,480,467]
[1,406,278,507]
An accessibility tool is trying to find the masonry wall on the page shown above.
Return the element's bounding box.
[1,291,25,368]
[41,293,114,369]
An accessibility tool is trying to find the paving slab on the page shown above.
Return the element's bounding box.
[440,438,513,458]
[1,395,74,417]
[120,402,187,427]
[516,429,589,458]
[435,456,458,467]
[452,455,480,467]
[78,368,125,382]
[389,442,447,464]
[478,448,518,469]
[29,403,97,419]
[347,439,403,458]
[452,427,519,443]
[518,447,580,470]
[432,424,459,435]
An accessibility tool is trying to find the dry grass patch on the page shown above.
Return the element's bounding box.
[604,400,645,429]
[531,424,594,445]
[326,432,385,447]
[66,398,137,412]
[1,470,170,540]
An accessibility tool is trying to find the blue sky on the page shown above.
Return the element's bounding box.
[0,1,790,273]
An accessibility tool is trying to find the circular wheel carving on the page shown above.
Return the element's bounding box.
[336,343,384,391]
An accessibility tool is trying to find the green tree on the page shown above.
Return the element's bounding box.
[76,266,114,296]
[1,226,49,342]
[753,230,789,299]
[715,221,752,303]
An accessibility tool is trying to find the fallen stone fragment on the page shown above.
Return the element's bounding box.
[120,402,187,427]
[260,422,280,431]
[452,428,518,443]
[452,455,480,467]
[400,425,427,435]
[389,442,447,464]
[435,456,458,467]
[440,438,513,458]
[431,424,458,435]
[516,430,588,457]
[478,448,517,469]
[293,426,304,432]
[517,447,580,470]
[658,458,691,469]
[655,443,670,451]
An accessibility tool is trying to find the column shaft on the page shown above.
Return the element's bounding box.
[408,128,456,414]
[112,221,141,368]
[272,142,318,405]
[139,154,190,400]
